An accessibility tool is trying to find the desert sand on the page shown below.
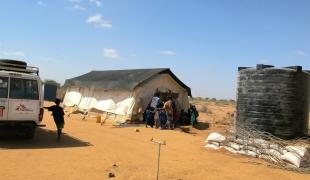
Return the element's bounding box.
[0,101,309,180]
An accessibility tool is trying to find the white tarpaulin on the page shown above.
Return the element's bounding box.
[63,87,135,116]
[63,88,82,107]
[95,99,115,112]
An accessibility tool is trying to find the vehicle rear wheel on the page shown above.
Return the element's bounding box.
[24,126,35,139]
[17,125,36,139]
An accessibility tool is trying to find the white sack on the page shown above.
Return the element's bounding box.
[258,155,278,163]
[235,138,246,145]
[245,150,258,157]
[210,142,220,147]
[206,133,226,143]
[264,149,282,159]
[244,146,258,153]
[286,146,309,158]
[270,144,287,154]
[233,150,257,157]
[281,152,301,168]
[223,146,237,154]
[227,142,242,151]
[251,138,267,144]
[205,144,220,150]
[250,138,269,148]
[236,150,247,156]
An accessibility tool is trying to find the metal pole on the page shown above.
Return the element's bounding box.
[151,138,166,180]
[156,143,161,180]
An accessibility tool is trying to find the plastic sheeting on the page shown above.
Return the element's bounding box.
[63,88,82,107]
[63,87,135,116]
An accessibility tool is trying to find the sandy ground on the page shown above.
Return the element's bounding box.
[0,102,309,180]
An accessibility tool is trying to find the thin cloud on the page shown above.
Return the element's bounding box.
[68,0,82,2]
[38,56,62,63]
[39,56,52,61]
[37,1,46,6]
[73,4,86,11]
[0,51,26,57]
[130,54,138,58]
[160,50,176,56]
[12,51,26,57]
[258,59,270,64]
[103,48,120,59]
[86,14,112,28]
[90,0,102,7]
[293,50,307,57]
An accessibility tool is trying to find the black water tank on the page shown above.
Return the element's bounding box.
[236,64,310,139]
[44,80,60,101]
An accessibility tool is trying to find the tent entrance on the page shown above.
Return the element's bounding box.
[157,91,179,102]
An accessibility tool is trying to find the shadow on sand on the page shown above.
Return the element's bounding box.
[178,121,210,134]
[193,121,210,130]
[0,128,92,149]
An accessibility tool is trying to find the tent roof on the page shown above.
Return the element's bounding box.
[64,68,192,96]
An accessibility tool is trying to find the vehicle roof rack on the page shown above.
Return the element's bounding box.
[0,61,39,75]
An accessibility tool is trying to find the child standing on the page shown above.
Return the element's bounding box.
[164,97,174,129]
[189,105,199,126]
[44,99,65,140]
[145,107,154,128]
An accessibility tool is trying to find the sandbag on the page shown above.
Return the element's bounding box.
[270,144,287,154]
[206,132,226,143]
[210,142,220,147]
[286,146,309,158]
[205,144,220,150]
[250,138,269,148]
[236,150,247,155]
[281,152,301,168]
[243,146,258,153]
[251,138,267,144]
[227,142,242,151]
[223,146,237,154]
[234,138,246,145]
[245,150,258,157]
[258,155,278,163]
[263,149,282,159]
[235,150,257,157]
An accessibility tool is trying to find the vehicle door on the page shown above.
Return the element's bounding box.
[8,78,40,121]
[0,76,9,120]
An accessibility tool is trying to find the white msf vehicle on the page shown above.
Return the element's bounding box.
[0,59,44,138]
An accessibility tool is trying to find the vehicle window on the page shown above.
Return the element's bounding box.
[0,77,8,98]
[10,78,39,100]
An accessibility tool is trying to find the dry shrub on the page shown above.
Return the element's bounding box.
[196,104,208,113]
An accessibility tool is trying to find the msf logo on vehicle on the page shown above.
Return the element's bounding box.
[16,104,33,112]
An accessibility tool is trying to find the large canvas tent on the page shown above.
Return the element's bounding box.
[62,68,191,122]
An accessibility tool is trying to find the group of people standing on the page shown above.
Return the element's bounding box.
[144,93,199,129]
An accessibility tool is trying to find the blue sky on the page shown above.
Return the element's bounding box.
[0,0,309,99]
